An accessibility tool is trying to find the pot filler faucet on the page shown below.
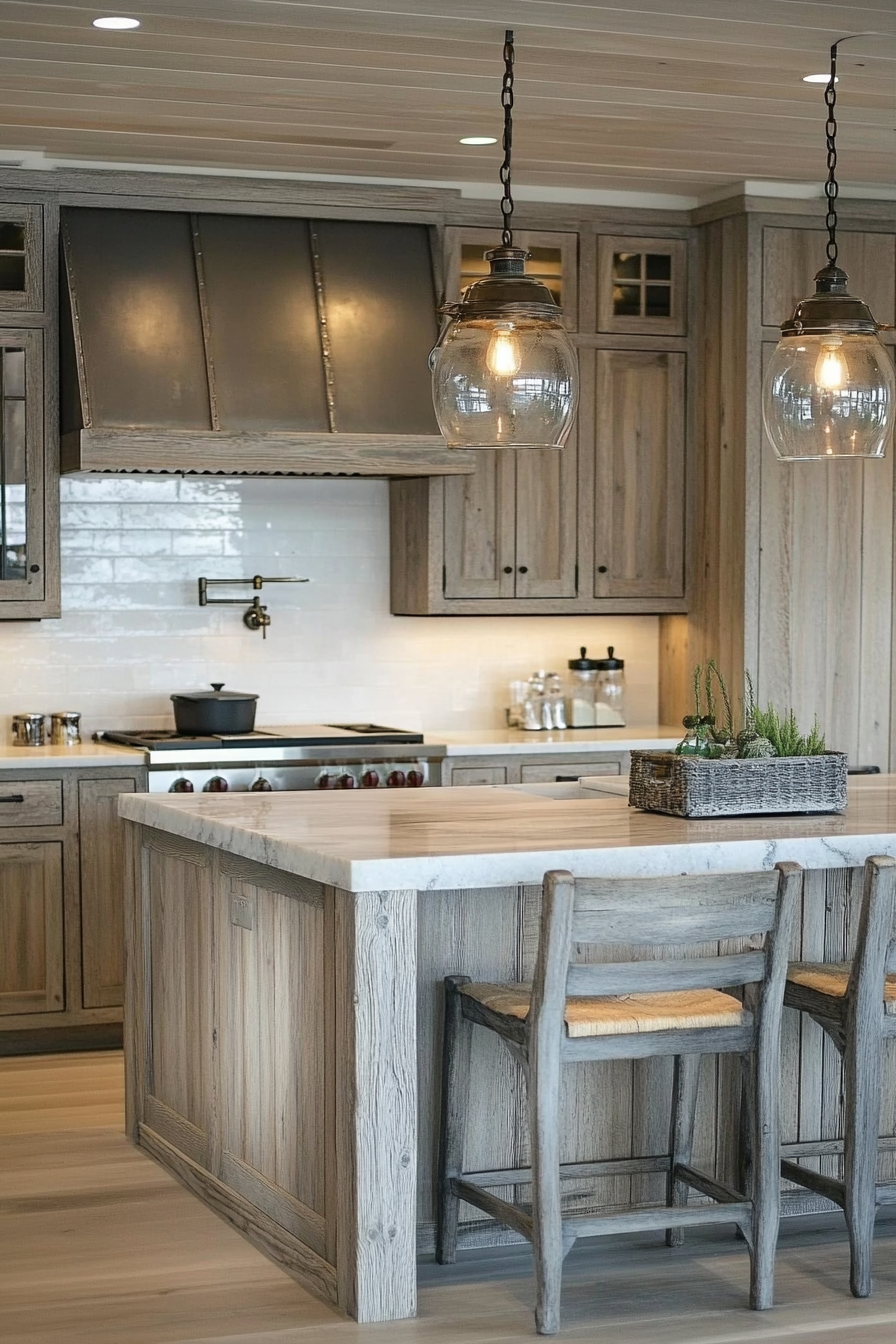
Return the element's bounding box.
[198,575,309,639]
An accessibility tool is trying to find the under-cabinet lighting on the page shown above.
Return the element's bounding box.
[459,136,498,145]
[803,73,838,83]
[92,16,141,29]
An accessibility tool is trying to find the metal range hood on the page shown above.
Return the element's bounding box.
[59,208,473,477]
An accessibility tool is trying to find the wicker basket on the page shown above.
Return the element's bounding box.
[628,750,848,818]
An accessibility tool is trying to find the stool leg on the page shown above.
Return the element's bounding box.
[843,1024,881,1298]
[436,975,473,1265]
[530,1031,563,1334]
[746,1045,778,1310]
[666,1052,700,1247]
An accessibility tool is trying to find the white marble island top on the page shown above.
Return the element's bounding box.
[119,775,896,893]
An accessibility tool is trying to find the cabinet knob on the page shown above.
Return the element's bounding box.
[518,565,528,574]
[503,565,513,574]
[597,565,608,574]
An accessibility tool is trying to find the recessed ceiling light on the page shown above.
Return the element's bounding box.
[459,136,497,146]
[803,73,838,83]
[93,16,141,29]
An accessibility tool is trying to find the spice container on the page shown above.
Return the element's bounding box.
[11,713,46,746]
[49,711,81,746]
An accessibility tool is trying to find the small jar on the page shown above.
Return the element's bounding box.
[566,648,599,727]
[11,713,45,747]
[50,711,81,746]
[595,647,626,726]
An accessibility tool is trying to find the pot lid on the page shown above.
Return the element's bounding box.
[170,683,259,702]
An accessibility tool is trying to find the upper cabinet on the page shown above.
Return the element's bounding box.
[390,225,692,616]
[444,227,578,329]
[595,235,687,336]
[0,204,43,314]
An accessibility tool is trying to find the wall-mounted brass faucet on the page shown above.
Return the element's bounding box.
[198,575,309,639]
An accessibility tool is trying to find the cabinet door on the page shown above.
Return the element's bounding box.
[0,204,43,313]
[762,227,895,329]
[79,776,137,1009]
[515,433,578,599]
[0,842,64,1015]
[592,349,686,600]
[0,328,48,610]
[596,236,687,336]
[443,451,516,598]
[445,226,578,329]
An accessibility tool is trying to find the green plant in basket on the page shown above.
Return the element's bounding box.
[675,664,827,760]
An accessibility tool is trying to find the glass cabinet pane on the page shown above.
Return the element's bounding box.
[0,345,27,581]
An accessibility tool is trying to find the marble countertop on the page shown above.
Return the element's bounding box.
[427,726,682,756]
[119,775,896,893]
[0,741,144,768]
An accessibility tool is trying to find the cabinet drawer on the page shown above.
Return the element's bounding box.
[521,760,622,783]
[0,779,62,827]
[447,766,508,786]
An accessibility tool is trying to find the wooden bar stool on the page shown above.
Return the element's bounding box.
[781,853,896,1298]
[437,863,801,1334]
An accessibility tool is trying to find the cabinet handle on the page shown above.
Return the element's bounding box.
[503,565,513,574]
[518,565,528,574]
[0,794,25,803]
[597,565,608,574]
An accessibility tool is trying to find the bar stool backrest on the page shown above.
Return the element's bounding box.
[848,856,896,1015]
[531,865,802,1043]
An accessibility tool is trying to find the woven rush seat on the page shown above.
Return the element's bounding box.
[460,981,746,1037]
[787,961,896,1012]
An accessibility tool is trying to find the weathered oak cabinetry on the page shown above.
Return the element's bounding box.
[0,764,146,1052]
[391,225,692,615]
[661,205,896,769]
[441,750,627,786]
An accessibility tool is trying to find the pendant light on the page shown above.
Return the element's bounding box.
[429,31,579,450]
[762,41,896,460]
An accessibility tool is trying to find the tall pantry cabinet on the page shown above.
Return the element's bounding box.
[660,201,896,770]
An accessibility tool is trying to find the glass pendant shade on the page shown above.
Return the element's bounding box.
[430,247,579,449]
[763,264,896,460]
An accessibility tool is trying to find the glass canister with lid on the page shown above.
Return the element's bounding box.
[595,646,626,725]
[565,648,600,727]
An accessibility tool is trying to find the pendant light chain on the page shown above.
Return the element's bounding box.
[824,41,840,265]
[500,29,515,247]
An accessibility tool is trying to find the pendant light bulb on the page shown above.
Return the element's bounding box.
[428,31,579,450]
[486,322,522,376]
[815,340,847,391]
[763,40,896,460]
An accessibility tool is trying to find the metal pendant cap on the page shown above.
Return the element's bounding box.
[781,264,880,336]
[440,246,563,321]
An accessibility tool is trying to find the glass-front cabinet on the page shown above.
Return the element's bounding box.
[0,328,52,614]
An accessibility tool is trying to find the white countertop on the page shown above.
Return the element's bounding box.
[119,775,896,893]
[0,741,144,768]
[426,725,682,756]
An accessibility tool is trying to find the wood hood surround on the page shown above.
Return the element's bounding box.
[59,206,474,478]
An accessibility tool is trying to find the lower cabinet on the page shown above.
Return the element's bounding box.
[0,842,63,1016]
[442,751,627,786]
[0,764,146,1051]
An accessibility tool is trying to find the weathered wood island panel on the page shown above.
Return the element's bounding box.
[121,782,896,1324]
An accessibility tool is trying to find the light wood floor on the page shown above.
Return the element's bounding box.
[3,1053,896,1343]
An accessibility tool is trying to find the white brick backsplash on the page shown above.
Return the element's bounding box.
[0,477,660,737]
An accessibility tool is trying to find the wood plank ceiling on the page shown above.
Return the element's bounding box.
[0,0,893,199]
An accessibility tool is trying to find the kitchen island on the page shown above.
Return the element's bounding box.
[119,779,896,1323]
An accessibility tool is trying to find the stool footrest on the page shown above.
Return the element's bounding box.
[781,1158,845,1208]
[452,1180,534,1242]
[674,1163,745,1205]
[567,1201,752,1240]
[463,1154,672,1188]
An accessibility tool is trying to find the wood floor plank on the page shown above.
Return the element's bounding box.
[3,1052,896,1343]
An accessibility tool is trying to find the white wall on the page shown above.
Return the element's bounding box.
[0,476,660,737]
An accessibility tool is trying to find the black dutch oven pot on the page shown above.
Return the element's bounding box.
[171,683,259,735]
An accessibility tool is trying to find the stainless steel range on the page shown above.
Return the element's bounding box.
[95,724,444,793]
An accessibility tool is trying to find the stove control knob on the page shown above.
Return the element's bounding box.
[250,777,273,792]
[203,776,229,792]
[361,769,380,789]
[406,769,425,788]
[169,777,194,793]
[386,769,406,788]
[335,773,357,789]
[315,773,332,789]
